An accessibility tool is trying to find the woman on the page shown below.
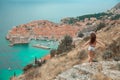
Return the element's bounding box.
[82,32,105,64]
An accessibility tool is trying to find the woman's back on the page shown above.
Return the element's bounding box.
[89,41,96,47]
[89,33,96,47]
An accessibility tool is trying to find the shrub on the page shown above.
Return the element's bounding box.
[71,73,77,78]
[77,50,87,59]
[96,22,106,31]
[108,38,120,54]
[102,50,113,60]
[76,12,113,20]
[77,31,84,38]
[23,64,33,72]
[117,63,120,71]
[61,17,78,24]
[34,57,38,64]
[61,12,113,24]
[50,49,57,57]
[107,38,120,60]
[83,36,90,41]
[113,56,120,61]
[111,14,120,20]
[57,35,73,54]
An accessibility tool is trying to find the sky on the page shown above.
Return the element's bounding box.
[0,0,119,24]
[0,0,119,3]
[0,0,79,3]
[0,0,119,6]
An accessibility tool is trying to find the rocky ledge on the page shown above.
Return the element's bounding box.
[55,61,120,80]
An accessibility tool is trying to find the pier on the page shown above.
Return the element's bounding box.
[33,44,50,49]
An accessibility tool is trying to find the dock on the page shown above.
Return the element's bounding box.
[33,44,50,50]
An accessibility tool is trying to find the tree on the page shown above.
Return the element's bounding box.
[34,56,37,64]
[111,14,120,20]
[57,35,73,54]
[50,49,57,57]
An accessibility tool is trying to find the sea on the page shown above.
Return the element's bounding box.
[0,0,120,80]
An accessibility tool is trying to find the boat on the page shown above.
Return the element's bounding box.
[33,44,50,49]
[8,67,11,70]
[8,43,14,46]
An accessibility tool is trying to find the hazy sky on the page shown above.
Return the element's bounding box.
[0,0,79,3]
[0,0,119,25]
[0,0,119,3]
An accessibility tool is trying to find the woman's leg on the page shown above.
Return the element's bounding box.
[88,51,94,64]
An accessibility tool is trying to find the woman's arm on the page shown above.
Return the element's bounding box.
[82,40,89,48]
[96,40,105,48]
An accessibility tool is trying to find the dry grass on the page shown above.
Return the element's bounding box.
[91,72,112,80]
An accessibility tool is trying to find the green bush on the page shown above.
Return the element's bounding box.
[57,35,73,54]
[50,49,57,57]
[117,63,120,71]
[113,56,120,61]
[61,12,113,24]
[96,22,106,31]
[77,31,84,38]
[102,50,113,60]
[61,17,78,24]
[23,64,33,72]
[111,14,120,20]
[76,12,113,20]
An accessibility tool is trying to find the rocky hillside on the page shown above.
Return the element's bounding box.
[10,3,120,80]
[113,2,120,9]
[55,61,120,80]
[110,2,120,14]
[11,19,120,80]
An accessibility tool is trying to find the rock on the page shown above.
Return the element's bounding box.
[55,61,120,80]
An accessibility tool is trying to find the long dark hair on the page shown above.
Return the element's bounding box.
[90,33,96,44]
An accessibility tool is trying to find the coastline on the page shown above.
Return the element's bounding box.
[6,20,81,45]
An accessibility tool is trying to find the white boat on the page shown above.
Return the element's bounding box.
[33,44,50,49]
[8,67,11,70]
[8,44,14,46]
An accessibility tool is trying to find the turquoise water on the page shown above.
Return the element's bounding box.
[0,0,120,80]
[0,40,58,80]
